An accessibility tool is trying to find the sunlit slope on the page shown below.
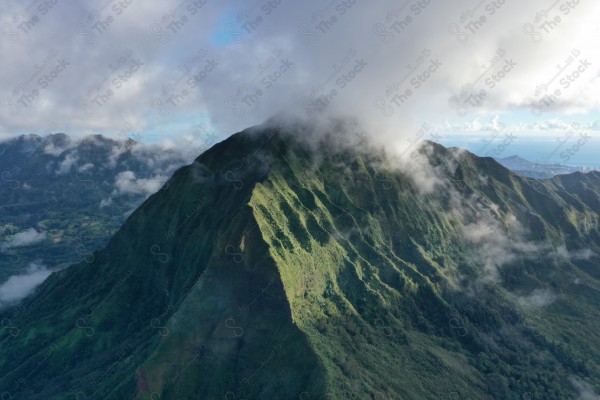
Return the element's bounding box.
[1,123,599,399]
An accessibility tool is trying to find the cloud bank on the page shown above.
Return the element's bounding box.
[0,0,599,146]
[1,228,46,250]
[570,377,600,400]
[113,170,164,195]
[0,262,52,306]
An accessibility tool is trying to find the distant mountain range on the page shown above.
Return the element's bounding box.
[0,133,193,306]
[1,121,599,399]
[496,155,599,179]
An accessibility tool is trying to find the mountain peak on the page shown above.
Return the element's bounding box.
[2,122,600,399]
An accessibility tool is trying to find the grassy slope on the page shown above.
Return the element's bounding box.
[0,128,324,399]
[1,126,600,399]
[247,136,600,399]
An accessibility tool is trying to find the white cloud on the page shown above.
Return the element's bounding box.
[43,141,70,156]
[113,170,163,195]
[555,245,596,261]
[1,228,46,250]
[589,121,600,131]
[462,216,517,282]
[0,0,599,145]
[77,162,94,172]
[55,153,79,175]
[570,377,600,400]
[106,144,129,169]
[0,262,52,306]
[99,197,113,208]
[517,289,556,309]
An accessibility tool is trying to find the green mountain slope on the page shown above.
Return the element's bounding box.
[1,122,599,399]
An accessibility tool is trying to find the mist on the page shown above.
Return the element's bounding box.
[0,0,599,151]
[0,262,52,307]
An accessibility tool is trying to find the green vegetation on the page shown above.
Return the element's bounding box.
[0,133,187,285]
[1,124,599,399]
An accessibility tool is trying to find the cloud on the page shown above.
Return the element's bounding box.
[43,141,71,156]
[0,0,599,146]
[130,140,192,170]
[445,182,544,283]
[589,121,600,131]
[105,143,130,169]
[461,215,518,282]
[393,141,452,195]
[113,170,164,195]
[1,228,46,250]
[517,289,556,309]
[99,197,113,208]
[0,262,52,306]
[55,153,79,175]
[570,377,600,400]
[77,162,94,172]
[555,245,597,261]
[434,117,600,138]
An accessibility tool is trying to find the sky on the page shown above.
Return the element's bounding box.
[1,0,600,165]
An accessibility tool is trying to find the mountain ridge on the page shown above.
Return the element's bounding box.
[1,121,600,399]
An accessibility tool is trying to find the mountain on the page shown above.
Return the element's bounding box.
[0,134,192,305]
[1,121,600,399]
[496,155,597,179]
[496,155,536,171]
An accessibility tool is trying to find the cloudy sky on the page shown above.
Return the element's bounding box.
[1,0,600,163]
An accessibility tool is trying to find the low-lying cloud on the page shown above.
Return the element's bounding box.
[570,377,600,400]
[0,262,52,307]
[517,288,557,309]
[113,170,165,195]
[461,213,519,283]
[1,228,46,250]
[555,245,597,261]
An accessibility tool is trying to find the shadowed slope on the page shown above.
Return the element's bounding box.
[1,122,600,399]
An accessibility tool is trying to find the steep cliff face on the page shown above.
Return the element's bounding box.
[1,122,599,399]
